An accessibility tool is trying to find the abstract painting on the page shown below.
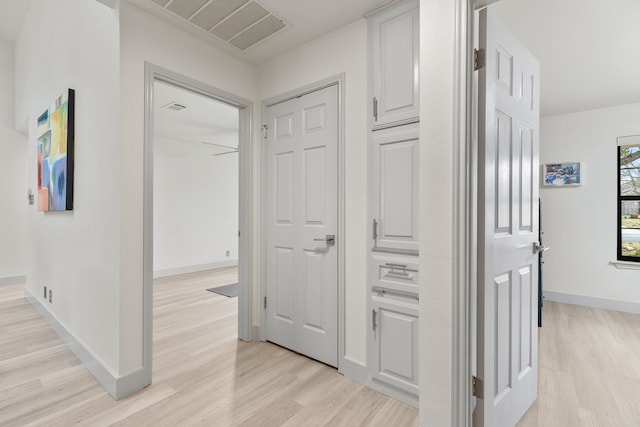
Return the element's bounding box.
[543,162,581,187]
[37,89,75,211]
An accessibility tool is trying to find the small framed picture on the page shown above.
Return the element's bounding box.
[542,162,581,187]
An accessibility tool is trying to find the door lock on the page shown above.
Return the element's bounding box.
[314,234,335,246]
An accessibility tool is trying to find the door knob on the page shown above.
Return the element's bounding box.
[533,242,550,254]
[314,234,335,246]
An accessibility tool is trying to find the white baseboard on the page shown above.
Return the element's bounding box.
[153,260,238,278]
[24,288,150,400]
[544,291,640,315]
[340,356,368,385]
[0,275,26,286]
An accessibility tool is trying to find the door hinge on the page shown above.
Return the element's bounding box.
[373,97,378,121]
[474,48,486,71]
[264,296,267,309]
[372,219,378,241]
[372,309,378,331]
[261,124,268,140]
[472,376,484,398]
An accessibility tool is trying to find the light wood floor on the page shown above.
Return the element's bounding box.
[0,268,418,427]
[516,300,640,426]
[4,271,640,426]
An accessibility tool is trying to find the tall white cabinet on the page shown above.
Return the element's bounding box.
[366,0,420,408]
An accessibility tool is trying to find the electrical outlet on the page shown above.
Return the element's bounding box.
[48,289,52,303]
[226,250,230,257]
[44,286,47,299]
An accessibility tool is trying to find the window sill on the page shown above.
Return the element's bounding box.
[609,260,640,270]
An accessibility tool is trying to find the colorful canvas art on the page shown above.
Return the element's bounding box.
[37,89,75,211]
[543,162,581,187]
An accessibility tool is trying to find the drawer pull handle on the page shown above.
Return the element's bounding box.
[385,263,407,269]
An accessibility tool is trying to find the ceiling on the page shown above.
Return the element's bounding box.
[490,0,640,117]
[154,80,239,155]
[1,0,639,117]
[128,0,389,65]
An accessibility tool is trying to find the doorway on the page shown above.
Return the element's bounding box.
[143,64,253,380]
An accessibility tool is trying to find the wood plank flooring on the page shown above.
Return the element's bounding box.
[4,270,640,426]
[0,268,418,427]
[516,300,640,426]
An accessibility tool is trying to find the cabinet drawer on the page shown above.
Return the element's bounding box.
[371,257,419,295]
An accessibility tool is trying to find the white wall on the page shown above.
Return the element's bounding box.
[15,0,122,374]
[257,19,369,367]
[0,38,27,282]
[0,39,14,128]
[119,2,257,373]
[541,103,640,308]
[419,0,458,424]
[153,136,239,276]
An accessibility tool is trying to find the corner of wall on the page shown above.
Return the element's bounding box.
[24,287,150,400]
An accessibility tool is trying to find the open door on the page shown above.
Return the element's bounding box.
[475,8,541,427]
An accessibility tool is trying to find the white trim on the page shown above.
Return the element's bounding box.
[95,0,117,9]
[25,288,145,400]
[153,260,239,278]
[609,260,640,270]
[544,291,640,315]
[259,74,347,372]
[617,134,640,146]
[452,0,473,425]
[143,63,254,390]
[0,275,26,286]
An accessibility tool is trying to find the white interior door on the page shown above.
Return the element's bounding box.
[475,8,540,427]
[265,85,338,367]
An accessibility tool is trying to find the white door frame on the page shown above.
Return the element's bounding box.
[142,63,254,380]
[259,74,346,371]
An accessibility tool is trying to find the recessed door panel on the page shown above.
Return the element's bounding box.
[276,152,293,224]
[382,141,414,238]
[275,247,294,322]
[303,249,325,332]
[304,146,326,225]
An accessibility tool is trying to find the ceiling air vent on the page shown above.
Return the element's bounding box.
[162,102,188,111]
[149,0,287,51]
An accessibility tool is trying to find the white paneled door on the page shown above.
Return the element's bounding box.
[475,8,540,427]
[265,85,338,367]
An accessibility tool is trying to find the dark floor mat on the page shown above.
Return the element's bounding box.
[206,283,238,298]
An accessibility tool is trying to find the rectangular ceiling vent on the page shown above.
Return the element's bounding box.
[162,102,188,111]
[150,0,288,51]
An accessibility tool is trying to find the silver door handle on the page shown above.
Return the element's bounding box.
[533,242,550,254]
[314,234,335,246]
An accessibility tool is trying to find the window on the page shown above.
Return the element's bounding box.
[618,136,640,261]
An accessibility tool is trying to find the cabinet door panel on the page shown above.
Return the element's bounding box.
[372,124,419,253]
[370,298,419,395]
[370,0,419,129]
